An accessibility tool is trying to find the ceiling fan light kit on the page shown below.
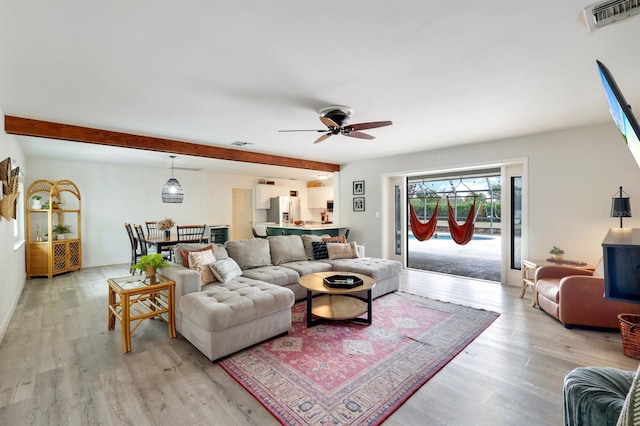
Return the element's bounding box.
[279,105,392,144]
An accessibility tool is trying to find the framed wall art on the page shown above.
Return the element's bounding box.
[353,180,365,196]
[353,197,365,212]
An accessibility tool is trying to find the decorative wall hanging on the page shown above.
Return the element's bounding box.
[353,180,365,196]
[353,197,365,212]
[0,157,20,221]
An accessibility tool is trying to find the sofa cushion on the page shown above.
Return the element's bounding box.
[209,258,242,283]
[268,235,308,265]
[536,278,561,303]
[312,241,329,260]
[326,257,402,281]
[188,250,216,286]
[174,243,228,266]
[241,265,300,286]
[180,277,295,332]
[225,238,272,270]
[280,260,333,276]
[301,234,331,260]
[323,235,346,244]
[180,244,213,267]
[327,242,359,260]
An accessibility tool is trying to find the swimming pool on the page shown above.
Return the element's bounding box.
[409,233,496,241]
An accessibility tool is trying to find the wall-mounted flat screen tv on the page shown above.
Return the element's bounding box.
[597,60,640,168]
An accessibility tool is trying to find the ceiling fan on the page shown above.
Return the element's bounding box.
[279,106,392,144]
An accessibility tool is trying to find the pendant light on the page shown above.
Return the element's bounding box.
[161,155,184,203]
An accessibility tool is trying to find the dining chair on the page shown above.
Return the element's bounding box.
[146,220,173,259]
[177,224,207,243]
[133,224,150,256]
[252,227,267,239]
[146,221,160,237]
[125,223,143,274]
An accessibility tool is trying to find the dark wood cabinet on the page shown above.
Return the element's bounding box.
[602,228,640,303]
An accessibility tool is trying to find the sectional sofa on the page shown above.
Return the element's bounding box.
[159,234,402,361]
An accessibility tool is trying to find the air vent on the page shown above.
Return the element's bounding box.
[581,0,640,32]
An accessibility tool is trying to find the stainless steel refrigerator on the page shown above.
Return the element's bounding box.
[267,196,301,224]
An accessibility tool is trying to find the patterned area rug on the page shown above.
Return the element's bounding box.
[219,291,499,425]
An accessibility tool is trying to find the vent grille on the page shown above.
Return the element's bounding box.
[582,0,640,31]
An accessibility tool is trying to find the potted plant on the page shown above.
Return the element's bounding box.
[53,224,72,240]
[132,253,170,279]
[31,195,43,209]
[549,246,565,260]
[157,218,176,237]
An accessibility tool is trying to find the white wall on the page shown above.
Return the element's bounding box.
[24,158,308,267]
[0,109,26,342]
[338,123,640,270]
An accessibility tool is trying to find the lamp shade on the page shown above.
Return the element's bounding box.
[611,186,631,228]
[162,155,184,203]
[611,197,632,218]
[162,178,184,203]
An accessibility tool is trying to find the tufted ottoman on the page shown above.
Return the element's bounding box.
[179,276,295,362]
[326,257,402,299]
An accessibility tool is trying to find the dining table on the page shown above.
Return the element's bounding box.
[141,233,210,258]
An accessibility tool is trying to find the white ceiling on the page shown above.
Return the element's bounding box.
[1,1,639,180]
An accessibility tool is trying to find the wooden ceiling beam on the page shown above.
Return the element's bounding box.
[4,116,341,173]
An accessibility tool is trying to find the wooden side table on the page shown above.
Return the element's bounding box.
[520,258,595,308]
[521,259,539,307]
[108,274,176,353]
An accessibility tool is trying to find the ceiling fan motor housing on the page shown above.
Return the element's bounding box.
[319,105,352,128]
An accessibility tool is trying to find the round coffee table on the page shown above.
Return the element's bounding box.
[298,271,376,327]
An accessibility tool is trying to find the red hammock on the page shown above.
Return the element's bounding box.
[447,196,478,245]
[409,201,439,241]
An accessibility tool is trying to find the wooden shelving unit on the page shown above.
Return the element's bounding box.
[26,179,82,278]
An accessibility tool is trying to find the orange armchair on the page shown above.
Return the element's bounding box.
[535,264,640,329]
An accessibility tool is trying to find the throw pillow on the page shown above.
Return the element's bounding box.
[323,235,347,244]
[327,241,359,260]
[311,241,329,260]
[179,244,214,268]
[268,235,308,265]
[208,258,242,283]
[617,362,640,425]
[301,234,330,260]
[188,250,216,286]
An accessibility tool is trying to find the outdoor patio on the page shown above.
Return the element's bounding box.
[407,233,502,282]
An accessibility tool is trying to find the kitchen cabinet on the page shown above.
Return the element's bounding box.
[254,184,288,209]
[307,186,333,209]
[26,179,82,278]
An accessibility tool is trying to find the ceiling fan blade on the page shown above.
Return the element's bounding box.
[349,120,393,131]
[313,133,332,144]
[320,116,339,128]
[346,130,375,140]
[279,129,327,133]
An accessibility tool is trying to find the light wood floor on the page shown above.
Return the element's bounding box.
[1,265,638,425]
